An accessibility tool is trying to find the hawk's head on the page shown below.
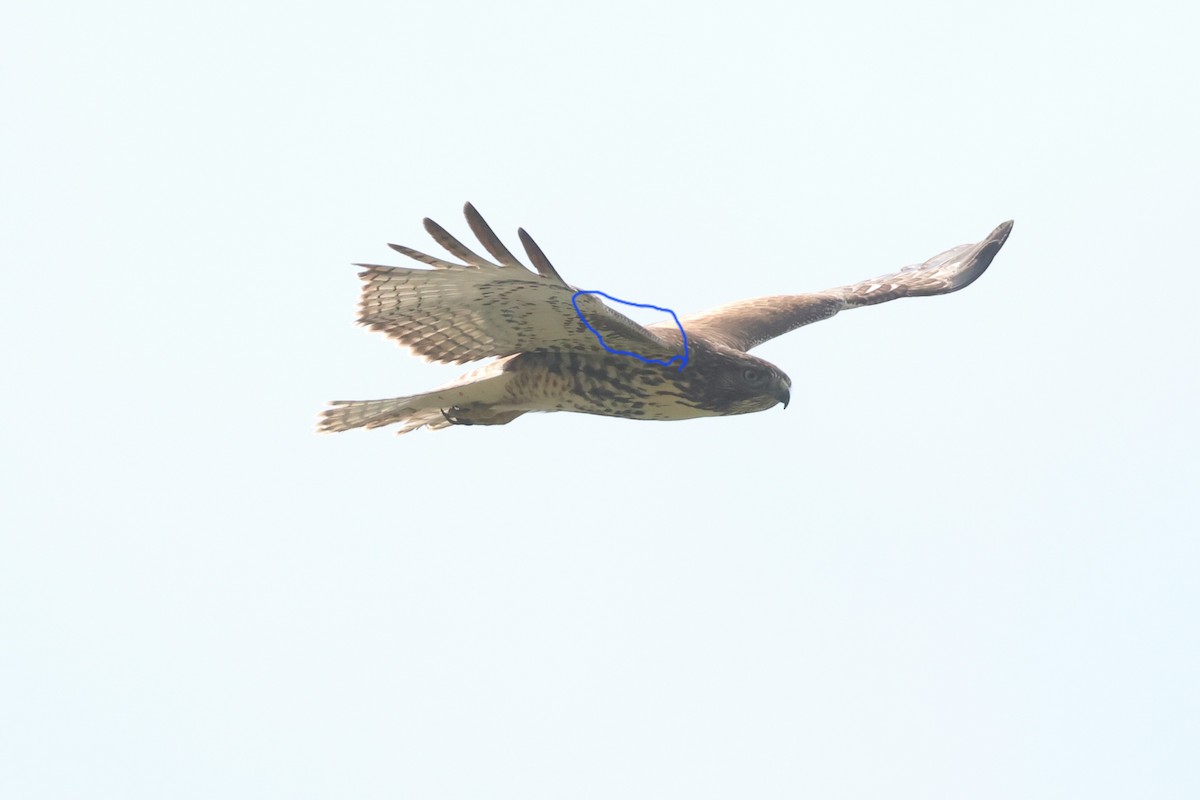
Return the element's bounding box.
[692,346,791,416]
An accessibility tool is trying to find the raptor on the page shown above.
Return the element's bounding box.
[319,204,1011,436]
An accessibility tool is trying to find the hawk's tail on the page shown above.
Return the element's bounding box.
[320,361,524,436]
[318,394,456,436]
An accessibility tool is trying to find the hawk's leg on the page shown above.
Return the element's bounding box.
[439,406,525,427]
[440,406,475,426]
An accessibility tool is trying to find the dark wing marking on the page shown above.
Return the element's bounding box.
[673,220,1013,352]
[356,203,681,365]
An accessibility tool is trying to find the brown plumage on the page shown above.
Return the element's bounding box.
[319,204,1012,436]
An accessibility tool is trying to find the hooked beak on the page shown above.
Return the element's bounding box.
[777,386,790,410]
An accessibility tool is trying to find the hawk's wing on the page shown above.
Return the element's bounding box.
[355,203,681,364]
[673,220,1013,352]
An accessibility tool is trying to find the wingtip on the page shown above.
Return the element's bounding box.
[964,219,1014,281]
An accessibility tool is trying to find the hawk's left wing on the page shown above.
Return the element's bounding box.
[671,220,1013,352]
[355,204,684,365]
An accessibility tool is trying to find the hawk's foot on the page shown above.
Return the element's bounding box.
[440,406,475,426]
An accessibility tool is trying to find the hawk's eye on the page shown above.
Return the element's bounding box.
[742,368,761,384]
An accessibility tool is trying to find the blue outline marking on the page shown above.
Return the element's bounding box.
[571,290,689,371]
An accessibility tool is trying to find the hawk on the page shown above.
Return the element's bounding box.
[319,204,1012,436]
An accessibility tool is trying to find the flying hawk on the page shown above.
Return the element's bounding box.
[320,204,1012,436]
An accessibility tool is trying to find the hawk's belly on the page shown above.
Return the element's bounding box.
[500,353,718,421]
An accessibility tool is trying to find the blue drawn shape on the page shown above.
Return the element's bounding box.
[571,290,690,371]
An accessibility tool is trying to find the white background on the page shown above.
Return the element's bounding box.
[3,1,1197,797]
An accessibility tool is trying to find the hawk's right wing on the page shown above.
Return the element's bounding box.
[355,203,682,365]
[673,220,1013,352]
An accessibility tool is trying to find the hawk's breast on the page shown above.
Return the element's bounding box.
[499,352,718,421]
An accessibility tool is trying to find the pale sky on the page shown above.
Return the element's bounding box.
[2,1,1197,798]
